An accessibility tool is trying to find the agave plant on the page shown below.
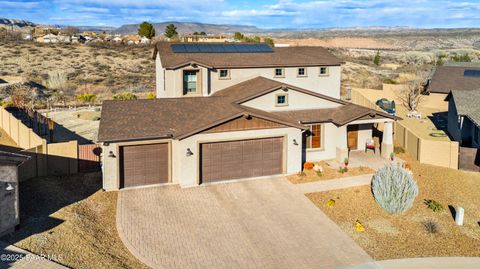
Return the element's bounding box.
[371,163,419,214]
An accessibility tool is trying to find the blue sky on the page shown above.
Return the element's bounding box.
[1,0,480,28]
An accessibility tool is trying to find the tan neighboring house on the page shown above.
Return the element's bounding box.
[180,35,227,43]
[98,42,397,190]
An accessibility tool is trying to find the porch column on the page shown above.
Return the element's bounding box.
[381,121,394,158]
[336,125,348,162]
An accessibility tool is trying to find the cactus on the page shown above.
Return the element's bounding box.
[371,163,419,214]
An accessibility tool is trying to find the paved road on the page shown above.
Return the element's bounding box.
[117,177,372,269]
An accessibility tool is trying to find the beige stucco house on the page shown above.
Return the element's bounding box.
[98,42,397,190]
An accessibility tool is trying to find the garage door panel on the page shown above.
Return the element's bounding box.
[121,143,169,188]
[201,137,283,183]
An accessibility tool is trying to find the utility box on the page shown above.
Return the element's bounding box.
[0,151,30,238]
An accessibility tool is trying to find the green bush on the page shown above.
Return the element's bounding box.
[76,93,97,105]
[113,92,137,100]
[383,78,398,84]
[424,199,444,212]
[371,163,419,214]
[394,146,405,154]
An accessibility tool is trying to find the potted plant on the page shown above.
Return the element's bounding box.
[390,152,395,161]
[344,157,349,166]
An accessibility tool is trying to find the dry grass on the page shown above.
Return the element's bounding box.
[1,172,148,269]
[287,161,375,184]
[306,152,480,260]
[0,41,155,101]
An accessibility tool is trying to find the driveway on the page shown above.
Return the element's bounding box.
[117,177,372,269]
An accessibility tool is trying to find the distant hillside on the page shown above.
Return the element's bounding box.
[0,18,36,28]
[114,21,262,35]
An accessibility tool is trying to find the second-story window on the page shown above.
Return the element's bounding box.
[319,67,329,76]
[183,70,198,95]
[219,69,230,79]
[298,67,307,77]
[276,94,288,106]
[274,68,284,77]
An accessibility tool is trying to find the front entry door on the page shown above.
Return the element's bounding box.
[347,125,359,150]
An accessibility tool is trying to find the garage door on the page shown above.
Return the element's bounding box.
[120,143,169,188]
[201,137,283,183]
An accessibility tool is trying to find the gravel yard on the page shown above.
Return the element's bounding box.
[1,172,148,269]
[306,153,480,260]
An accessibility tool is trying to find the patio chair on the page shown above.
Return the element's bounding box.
[365,138,375,154]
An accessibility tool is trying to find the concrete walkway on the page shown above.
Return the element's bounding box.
[0,241,66,269]
[117,176,372,269]
[344,257,480,269]
[296,174,374,193]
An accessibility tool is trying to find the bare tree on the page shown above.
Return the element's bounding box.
[397,71,428,113]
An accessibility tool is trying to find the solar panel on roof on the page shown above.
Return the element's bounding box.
[170,43,273,53]
[464,70,480,77]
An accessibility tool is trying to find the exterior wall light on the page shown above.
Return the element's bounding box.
[6,183,14,191]
[108,151,116,158]
[186,148,194,157]
[293,139,299,146]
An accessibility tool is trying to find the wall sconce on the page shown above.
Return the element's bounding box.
[6,183,14,191]
[186,148,194,157]
[108,151,116,158]
[293,139,299,146]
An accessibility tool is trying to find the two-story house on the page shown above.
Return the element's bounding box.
[98,42,397,190]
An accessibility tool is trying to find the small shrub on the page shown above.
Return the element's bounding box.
[338,166,348,174]
[394,146,405,154]
[303,162,314,170]
[383,78,398,84]
[113,92,137,100]
[371,163,419,214]
[146,92,156,99]
[424,199,444,212]
[422,219,439,234]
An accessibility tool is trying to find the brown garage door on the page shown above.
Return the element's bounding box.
[201,137,283,183]
[120,143,169,188]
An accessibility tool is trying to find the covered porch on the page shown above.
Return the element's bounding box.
[334,119,397,168]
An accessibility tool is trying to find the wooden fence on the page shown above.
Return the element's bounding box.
[78,144,102,173]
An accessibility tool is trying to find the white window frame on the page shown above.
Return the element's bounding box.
[306,124,324,151]
[275,93,288,107]
[319,67,329,76]
[297,67,307,77]
[218,69,230,80]
[274,68,285,78]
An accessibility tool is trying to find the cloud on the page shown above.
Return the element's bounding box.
[1,0,479,28]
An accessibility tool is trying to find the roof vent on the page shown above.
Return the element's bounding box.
[369,112,376,117]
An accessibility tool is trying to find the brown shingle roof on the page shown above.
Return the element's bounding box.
[153,42,344,69]
[98,77,396,142]
[272,104,397,126]
[428,66,480,94]
[97,95,305,142]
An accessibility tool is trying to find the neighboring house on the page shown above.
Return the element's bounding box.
[98,42,397,190]
[0,151,29,237]
[445,90,480,147]
[36,33,71,43]
[180,35,227,43]
[426,63,480,97]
